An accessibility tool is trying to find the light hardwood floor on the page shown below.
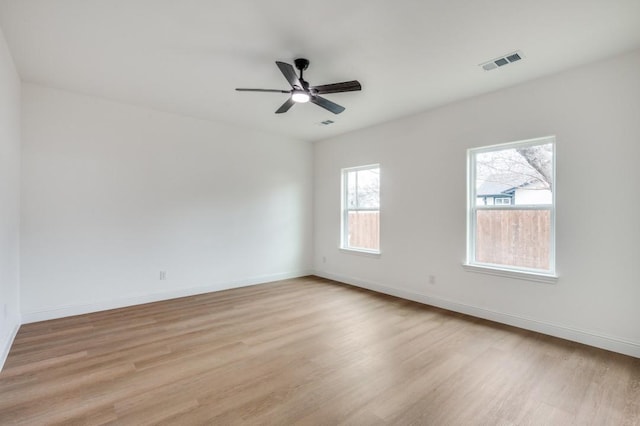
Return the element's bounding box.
[1,276,639,425]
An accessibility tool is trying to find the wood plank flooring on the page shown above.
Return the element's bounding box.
[1,276,639,425]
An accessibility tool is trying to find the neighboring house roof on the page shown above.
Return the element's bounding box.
[477,173,526,196]
[476,180,515,197]
[477,173,547,197]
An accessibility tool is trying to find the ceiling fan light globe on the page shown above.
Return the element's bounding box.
[292,91,310,103]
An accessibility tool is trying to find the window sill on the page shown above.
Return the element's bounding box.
[462,263,558,284]
[340,247,381,258]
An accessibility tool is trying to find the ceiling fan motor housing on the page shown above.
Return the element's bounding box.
[294,58,310,71]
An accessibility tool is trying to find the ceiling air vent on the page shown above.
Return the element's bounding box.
[480,50,524,71]
[320,120,335,126]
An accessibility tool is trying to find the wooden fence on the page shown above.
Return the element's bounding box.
[476,209,550,270]
[348,211,380,250]
[347,210,549,269]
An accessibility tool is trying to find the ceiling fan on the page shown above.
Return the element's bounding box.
[235,58,362,114]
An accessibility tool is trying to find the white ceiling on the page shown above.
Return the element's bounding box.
[1,0,639,142]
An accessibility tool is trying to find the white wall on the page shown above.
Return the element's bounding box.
[21,84,313,321]
[0,25,21,368]
[314,49,640,357]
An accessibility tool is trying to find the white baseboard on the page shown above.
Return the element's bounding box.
[21,270,312,324]
[0,322,20,372]
[314,271,640,359]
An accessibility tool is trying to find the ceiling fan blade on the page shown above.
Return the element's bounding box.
[275,97,295,114]
[276,61,303,89]
[312,80,362,94]
[236,88,290,93]
[311,96,345,114]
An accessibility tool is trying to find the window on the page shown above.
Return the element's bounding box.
[341,164,380,253]
[467,137,555,277]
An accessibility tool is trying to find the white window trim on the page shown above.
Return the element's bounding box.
[462,263,558,284]
[465,136,557,282]
[341,164,381,254]
[339,247,382,257]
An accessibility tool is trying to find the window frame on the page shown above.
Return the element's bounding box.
[494,197,512,205]
[466,136,557,281]
[340,164,381,254]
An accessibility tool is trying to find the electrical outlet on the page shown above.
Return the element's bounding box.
[428,275,436,285]
[159,271,167,280]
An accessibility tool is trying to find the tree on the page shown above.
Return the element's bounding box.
[516,145,553,189]
[476,143,553,191]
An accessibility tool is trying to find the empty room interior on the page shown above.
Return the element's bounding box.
[1,0,640,424]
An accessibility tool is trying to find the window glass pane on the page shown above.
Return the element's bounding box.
[475,209,550,270]
[356,168,380,209]
[346,170,357,208]
[475,143,553,206]
[342,165,380,252]
[348,211,380,251]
